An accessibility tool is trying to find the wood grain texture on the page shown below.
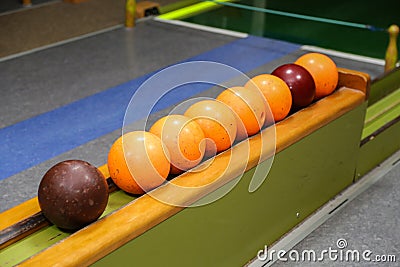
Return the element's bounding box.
[16,69,368,267]
[337,67,370,99]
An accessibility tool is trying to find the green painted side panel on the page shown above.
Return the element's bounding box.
[94,103,366,267]
[369,67,400,106]
[0,191,135,267]
[363,105,400,139]
[363,88,400,139]
[356,120,400,178]
[357,85,400,179]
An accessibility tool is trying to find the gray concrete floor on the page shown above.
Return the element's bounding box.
[0,20,238,211]
[272,161,400,267]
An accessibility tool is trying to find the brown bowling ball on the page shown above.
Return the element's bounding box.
[38,160,108,230]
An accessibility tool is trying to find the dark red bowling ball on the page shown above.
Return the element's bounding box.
[38,160,108,230]
[271,63,316,108]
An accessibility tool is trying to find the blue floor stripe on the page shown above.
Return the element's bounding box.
[0,35,300,180]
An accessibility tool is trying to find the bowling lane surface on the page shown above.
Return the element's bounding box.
[0,19,302,212]
[0,16,398,267]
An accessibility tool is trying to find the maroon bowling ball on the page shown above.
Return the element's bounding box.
[271,63,316,108]
[38,160,108,230]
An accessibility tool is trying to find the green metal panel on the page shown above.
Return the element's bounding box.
[357,86,400,179]
[93,103,366,267]
[363,89,400,139]
[357,120,400,178]
[369,67,400,106]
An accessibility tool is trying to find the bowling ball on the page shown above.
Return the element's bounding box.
[216,86,266,141]
[295,53,338,99]
[271,63,315,108]
[108,131,170,194]
[38,160,108,231]
[149,115,205,175]
[184,100,237,158]
[245,74,292,123]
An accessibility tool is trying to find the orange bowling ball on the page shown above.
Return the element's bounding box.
[245,74,292,123]
[216,86,266,141]
[184,99,237,158]
[107,131,170,194]
[295,52,338,99]
[149,115,206,175]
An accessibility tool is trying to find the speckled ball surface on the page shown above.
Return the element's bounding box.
[38,160,108,230]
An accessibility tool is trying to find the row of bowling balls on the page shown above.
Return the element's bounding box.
[37,52,338,230]
[107,52,339,194]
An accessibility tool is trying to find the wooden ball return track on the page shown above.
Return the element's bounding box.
[0,68,370,266]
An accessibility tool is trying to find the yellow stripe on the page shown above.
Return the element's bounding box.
[158,0,231,20]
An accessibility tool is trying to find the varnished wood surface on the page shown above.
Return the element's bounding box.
[337,67,370,99]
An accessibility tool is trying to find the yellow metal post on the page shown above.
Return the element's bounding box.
[125,0,137,28]
[385,24,399,72]
[22,0,32,7]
